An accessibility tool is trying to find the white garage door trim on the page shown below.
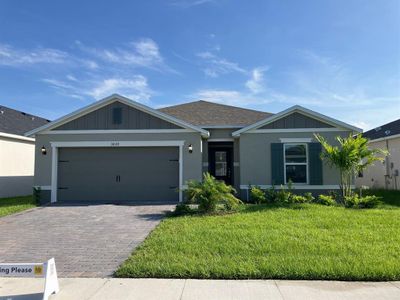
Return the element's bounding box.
[50,140,185,203]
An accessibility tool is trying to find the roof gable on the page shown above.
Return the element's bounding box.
[0,105,50,136]
[159,100,271,127]
[54,101,182,130]
[232,105,362,136]
[259,112,334,129]
[26,94,209,137]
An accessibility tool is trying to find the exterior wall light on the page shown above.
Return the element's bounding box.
[41,146,47,155]
[188,144,193,153]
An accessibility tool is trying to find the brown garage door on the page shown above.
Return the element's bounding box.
[57,147,179,203]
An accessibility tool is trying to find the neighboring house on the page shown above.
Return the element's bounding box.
[26,94,361,204]
[356,119,400,190]
[0,105,50,198]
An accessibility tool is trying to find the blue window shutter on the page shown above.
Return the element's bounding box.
[309,143,323,185]
[271,143,284,185]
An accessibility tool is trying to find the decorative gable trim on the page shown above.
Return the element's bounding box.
[232,105,362,137]
[26,94,210,137]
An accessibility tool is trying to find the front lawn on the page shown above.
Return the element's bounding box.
[116,198,400,280]
[0,195,37,217]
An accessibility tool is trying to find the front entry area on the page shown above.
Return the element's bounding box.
[208,142,234,185]
[57,147,179,203]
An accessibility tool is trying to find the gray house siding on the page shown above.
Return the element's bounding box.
[239,131,351,199]
[34,132,203,202]
[260,112,334,129]
[54,101,182,130]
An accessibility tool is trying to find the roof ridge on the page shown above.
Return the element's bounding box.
[159,99,271,115]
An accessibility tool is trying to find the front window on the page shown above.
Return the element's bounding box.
[284,143,308,184]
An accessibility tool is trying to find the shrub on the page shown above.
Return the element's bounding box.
[265,186,278,203]
[185,172,242,213]
[276,188,292,204]
[171,203,195,216]
[33,186,41,205]
[316,194,337,206]
[250,186,266,204]
[344,194,381,209]
[304,192,315,202]
[291,195,309,203]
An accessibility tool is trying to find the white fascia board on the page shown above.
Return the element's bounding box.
[26,94,209,138]
[41,129,193,135]
[280,138,313,143]
[0,132,35,142]
[232,105,362,137]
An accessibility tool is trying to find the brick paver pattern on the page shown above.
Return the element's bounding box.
[0,204,173,277]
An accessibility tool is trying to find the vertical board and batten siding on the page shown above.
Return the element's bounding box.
[53,101,182,130]
[260,112,334,129]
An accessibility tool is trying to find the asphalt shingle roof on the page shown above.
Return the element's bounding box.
[158,100,272,127]
[0,105,50,136]
[362,119,400,140]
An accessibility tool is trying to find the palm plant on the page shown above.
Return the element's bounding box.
[185,172,241,212]
[314,133,387,199]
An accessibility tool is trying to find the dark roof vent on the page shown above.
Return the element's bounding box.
[385,130,391,136]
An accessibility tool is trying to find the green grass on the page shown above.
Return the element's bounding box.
[0,195,37,217]
[116,192,400,281]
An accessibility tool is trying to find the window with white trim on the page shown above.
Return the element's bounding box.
[284,143,308,184]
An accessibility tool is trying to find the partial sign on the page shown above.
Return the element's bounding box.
[0,258,59,300]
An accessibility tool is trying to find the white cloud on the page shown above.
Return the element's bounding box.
[192,89,270,107]
[42,74,153,103]
[0,44,68,66]
[245,67,268,94]
[170,0,214,8]
[196,51,246,77]
[82,38,176,73]
[66,75,77,81]
[41,78,75,90]
[87,76,153,101]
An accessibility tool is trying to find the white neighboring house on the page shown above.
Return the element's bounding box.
[0,105,50,198]
[356,119,400,190]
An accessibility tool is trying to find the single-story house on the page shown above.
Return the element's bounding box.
[0,105,50,198]
[356,119,400,190]
[26,94,361,204]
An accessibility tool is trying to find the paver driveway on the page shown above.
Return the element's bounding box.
[0,203,174,277]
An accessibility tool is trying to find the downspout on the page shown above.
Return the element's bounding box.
[384,139,390,190]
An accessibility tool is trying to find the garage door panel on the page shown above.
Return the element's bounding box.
[57,147,179,203]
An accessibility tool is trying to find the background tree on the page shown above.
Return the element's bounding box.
[314,134,387,199]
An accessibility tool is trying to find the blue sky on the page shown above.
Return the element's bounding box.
[0,0,399,130]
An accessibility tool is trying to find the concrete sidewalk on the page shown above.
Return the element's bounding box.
[0,278,399,300]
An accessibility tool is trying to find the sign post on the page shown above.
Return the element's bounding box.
[0,258,59,300]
